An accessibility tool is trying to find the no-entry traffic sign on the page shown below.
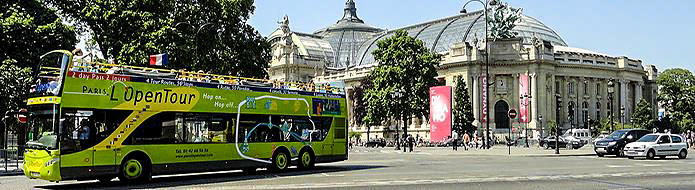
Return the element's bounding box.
[508,109,518,120]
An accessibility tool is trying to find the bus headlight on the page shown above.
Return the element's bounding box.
[45,158,59,167]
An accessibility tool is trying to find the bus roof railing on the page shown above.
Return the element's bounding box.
[56,58,345,95]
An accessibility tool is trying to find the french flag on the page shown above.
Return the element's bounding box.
[149,53,168,66]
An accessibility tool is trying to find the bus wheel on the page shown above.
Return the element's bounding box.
[271,150,290,172]
[118,157,151,183]
[297,149,315,170]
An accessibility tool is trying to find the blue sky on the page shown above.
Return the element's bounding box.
[249,0,695,73]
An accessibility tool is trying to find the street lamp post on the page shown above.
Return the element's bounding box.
[460,0,499,149]
[391,90,403,151]
[3,111,10,171]
[620,105,625,129]
[607,78,615,133]
[539,115,543,147]
[174,22,220,68]
[555,94,562,154]
[520,93,531,148]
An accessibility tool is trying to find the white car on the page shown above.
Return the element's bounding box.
[623,133,688,159]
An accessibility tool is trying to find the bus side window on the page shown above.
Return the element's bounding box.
[123,112,176,145]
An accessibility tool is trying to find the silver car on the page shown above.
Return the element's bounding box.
[623,134,688,159]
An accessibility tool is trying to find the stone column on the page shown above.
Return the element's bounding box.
[635,82,643,105]
[472,73,480,127]
[530,73,539,129]
[620,79,628,125]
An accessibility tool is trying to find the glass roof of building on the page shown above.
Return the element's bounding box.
[353,10,568,68]
[314,0,383,69]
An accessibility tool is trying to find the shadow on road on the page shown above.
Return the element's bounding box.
[35,165,386,189]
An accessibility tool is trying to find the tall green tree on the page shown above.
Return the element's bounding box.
[632,99,655,130]
[351,78,378,140]
[452,75,475,135]
[47,0,270,78]
[364,30,441,136]
[1,0,77,68]
[1,0,77,146]
[656,68,695,133]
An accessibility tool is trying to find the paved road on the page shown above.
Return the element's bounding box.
[2,147,695,189]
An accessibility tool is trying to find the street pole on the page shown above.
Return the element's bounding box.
[3,112,10,172]
[539,115,543,147]
[460,0,500,149]
[621,105,625,130]
[608,78,615,133]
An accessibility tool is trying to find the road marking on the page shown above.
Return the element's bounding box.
[218,171,695,189]
[637,163,661,167]
[606,165,632,168]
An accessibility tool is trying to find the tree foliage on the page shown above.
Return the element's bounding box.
[46,0,271,78]
[656,68,695,133]
[452,75,475,135]
[1,0,76,139]
[545,120,557,136]
[632,99,655,130]
[1,0,77,68]
[364,30,441,127]
[0,61,34,134]
[351,78,378,140]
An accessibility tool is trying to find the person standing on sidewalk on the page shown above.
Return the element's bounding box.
[407,135,414,152]
[452,133,459,151]
[463,132,470,151]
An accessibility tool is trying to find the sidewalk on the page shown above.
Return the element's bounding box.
[351,145,597,157]
[0,159,23,176]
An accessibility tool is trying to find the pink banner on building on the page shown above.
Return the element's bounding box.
[429,86,452,142]
[480,75,487,123]
[519,74,529,123]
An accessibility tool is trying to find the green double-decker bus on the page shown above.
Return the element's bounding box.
[23,50,348,182]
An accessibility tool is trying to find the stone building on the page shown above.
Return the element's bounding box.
[267,0,659,141]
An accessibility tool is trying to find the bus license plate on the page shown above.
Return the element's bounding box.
[31,172,40,177]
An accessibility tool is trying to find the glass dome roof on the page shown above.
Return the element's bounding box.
[314,0,383,69]
[353,10,568,68]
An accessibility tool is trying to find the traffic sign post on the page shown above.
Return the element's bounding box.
[508,109,518,120]
[507,109,517,155]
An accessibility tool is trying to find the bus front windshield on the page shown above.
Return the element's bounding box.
[26,107,60,150]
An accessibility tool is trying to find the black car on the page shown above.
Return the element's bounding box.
[593,129,650,157]
[540,136,584,149]
[364,140,386,148]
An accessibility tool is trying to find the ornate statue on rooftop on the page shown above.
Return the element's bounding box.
[487,1,522,40]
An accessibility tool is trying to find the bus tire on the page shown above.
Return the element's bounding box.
[270,149,290,172]
[297,148,315,170]
[118,153,152,183]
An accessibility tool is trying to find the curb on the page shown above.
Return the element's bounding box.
[0,171,23,176]
[520,153,596,157]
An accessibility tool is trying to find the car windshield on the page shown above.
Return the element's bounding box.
[609,130,628,139]
[637,135,659,142]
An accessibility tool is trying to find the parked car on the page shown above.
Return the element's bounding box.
[540,136,584,149]
[443,138,462,147]
[593,129,650,157]
[364,140,386,148]
[624,134,688,159]
[563,129,591,144]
